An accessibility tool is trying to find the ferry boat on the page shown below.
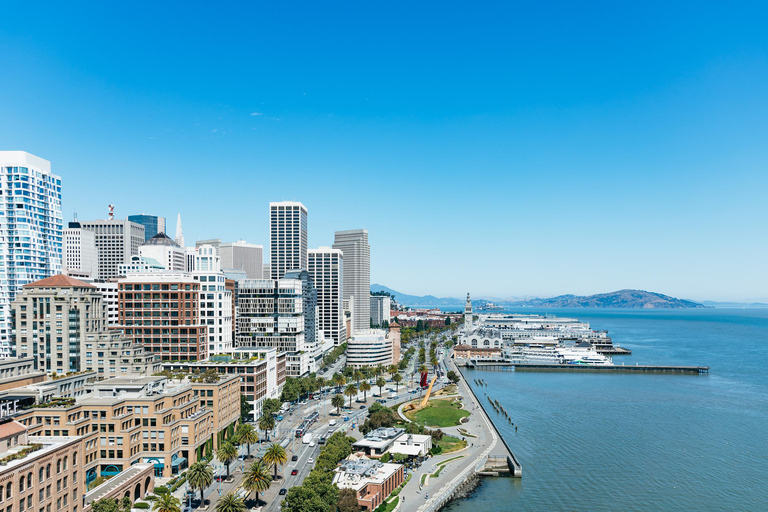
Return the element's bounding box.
[504,341,612,366]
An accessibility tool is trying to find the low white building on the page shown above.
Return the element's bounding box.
[139,233,185,271]
[346,329,393,369]
[390,433,432,457]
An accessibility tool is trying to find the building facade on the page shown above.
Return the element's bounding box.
[346,330,393,369]
[138,233,185,272]
[63,220,98,279]
[333,229,370,335]
[191,245,233,354]
[115,273,206,361]
[0,152,63,358]
[127,215,166,241]
[308,248,345,346]
[235,278,310,377]
[220,241,263,279]
[79,219,145,280]
[370,295,391,327]
[269,201,307,280]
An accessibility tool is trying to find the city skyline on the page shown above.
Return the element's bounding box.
[1,3,766,301]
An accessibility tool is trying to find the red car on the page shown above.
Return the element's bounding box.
[291,469,298,476]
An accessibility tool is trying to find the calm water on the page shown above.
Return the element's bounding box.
[444,308,768,512]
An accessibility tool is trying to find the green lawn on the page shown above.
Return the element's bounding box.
[437,435,468,453]
[406,398,470,427]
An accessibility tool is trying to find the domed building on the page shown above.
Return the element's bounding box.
[138,232,185,271]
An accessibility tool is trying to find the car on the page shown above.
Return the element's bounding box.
[277,415,283,421]
[279,489,287,496]
[308,458,314,464]
[359,405,366,409]
[291,469,299,476]
[309,440,316,447]
[291,455,298,462]
[343,416,350,421]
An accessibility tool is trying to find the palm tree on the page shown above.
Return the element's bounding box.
[418,364,428,375]
[353,370,363,386]
[242,459,272,505]
[373,365,383,378]
[332,393,345,415]
[376,377,386,397]
[258,414,275,442]
[344,383,358,409]
[392,373,402,393]
[215,493,245,512]
[152,492,180,512]
[316,377,326,396]
[389,365,399,379]
[186,460,213,507]
[236,424,259,458]
[263,443,287,480]
[216,442,238,480]
[332,373,345,393]
[359,381,371,402]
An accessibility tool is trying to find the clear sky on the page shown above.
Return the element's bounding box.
[1,1,766,302]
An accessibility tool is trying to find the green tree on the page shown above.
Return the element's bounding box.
[263,443,288,479]
[337,488,360,512]
[358,381,371,402]
[332,373,345,393]
[216,442,238,480]
[215,493,246,512]
[152,493,181,512]
[121,496,132,512]
[331,394,345,415]
[392,373,402,393]
[344,384,357,409]
[187,461,213,506]
[258,414,276,442]
[445,317,451,326]
[447,370,460,384]
[281,487,332,512]
[388,364,399,379]
[202,369,220,383]
[418,364,428,374]
[243,459,272,504]
[375,377,386,397]
[240,395,252,421]
[92,498,120,512]
[236,424,259,458]
[353,370,363,386]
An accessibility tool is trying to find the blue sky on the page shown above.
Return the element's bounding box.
[1,1,766,301]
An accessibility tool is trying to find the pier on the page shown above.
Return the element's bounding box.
[461,360,709,374]
[596,346,632,355]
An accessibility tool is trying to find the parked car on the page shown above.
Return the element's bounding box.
[343,416,350,421]
[359,405,366,409]
[291,469,299,476]
[279,489,287,496]
[277,415,283,421]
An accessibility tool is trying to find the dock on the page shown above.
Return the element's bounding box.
[596,346,632,355]
[461,360,709,374]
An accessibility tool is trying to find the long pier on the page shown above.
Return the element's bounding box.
[461,360,709,374]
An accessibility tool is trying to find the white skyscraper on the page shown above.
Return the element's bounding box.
[333,229,370,335]
[79,217,145,279]
[220,240,263,279]
[308,248,346,345]
[370,294,391,327]
[270,201,307,279]
[63,218,98,279]
[193,244,233,354]
[0,151,63,357]
[174,213,185,247]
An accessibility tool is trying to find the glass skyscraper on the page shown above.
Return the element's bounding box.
[128,214,166,241]
[0,151,63,357]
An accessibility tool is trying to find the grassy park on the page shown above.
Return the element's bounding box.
[405,397,470,427]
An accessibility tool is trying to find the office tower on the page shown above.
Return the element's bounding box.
[11,275,157,375]
[185,247,196,272]
[63,218,98,279]
[220,241,263,279]
[333,229,370,335]
[262,263,270,279]
[196,238,221,251]
[139,233,185,271]
[175,213,185,247]
[0,151,63,358]
[269,201,307,279]
[284,269,319,368]
[370,294,391,327]
[128,213,167,241]
[116,272,206,361]
[346,330,393,369]
[236,278,309,377]
[192,244,233,354]
[80,217,145,279]
[308,248,345,346]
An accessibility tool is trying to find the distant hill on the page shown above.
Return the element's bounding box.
[372,285,705,309]
[508,289,705,309]
[370,284,464,309]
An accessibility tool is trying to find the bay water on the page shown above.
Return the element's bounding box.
[444,308,768,511]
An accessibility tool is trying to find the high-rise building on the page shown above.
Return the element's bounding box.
[284,269,321,369]
[192,244,233,354]
[128,214,167,241]
[139,233,185,271]
[370,294,391,327]
[308,248,345,346]
[11,275,158,375]
[270,201,307,279]
[115,273,206,361]
[63,218,98,279]
[262,263,271,279]
[220,241,263,279]
[333,229,370,335]
[235,278,310,376]
[79,218,145,279]
[0,151,63,358]
[174,213,185,247]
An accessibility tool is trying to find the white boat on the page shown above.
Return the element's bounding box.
[504,341,612,366]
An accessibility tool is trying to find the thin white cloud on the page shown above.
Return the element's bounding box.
[250,112,263,116]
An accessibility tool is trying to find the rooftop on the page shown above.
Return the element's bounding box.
[142,232,181,247]
[23,274,95,289]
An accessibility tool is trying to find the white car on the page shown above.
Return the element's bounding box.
[309,440,316,447]
[308,458,314,464]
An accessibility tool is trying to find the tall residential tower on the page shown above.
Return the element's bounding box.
[333,229,370,335]
[308,247,345,345]
[270,201,307,279]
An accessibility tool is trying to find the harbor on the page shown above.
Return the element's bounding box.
[459,360,710,374]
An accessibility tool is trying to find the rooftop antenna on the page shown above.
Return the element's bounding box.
[73,210,78,222]
[108,204,115,220]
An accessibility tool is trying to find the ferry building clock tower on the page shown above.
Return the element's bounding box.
[464,292,473,330]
